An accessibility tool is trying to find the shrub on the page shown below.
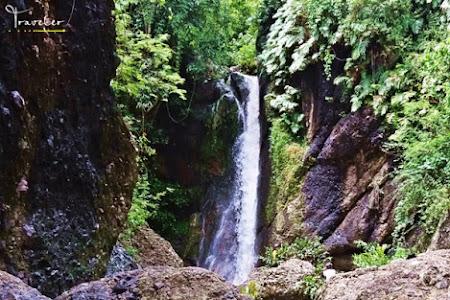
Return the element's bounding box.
[352,240,416,268]
[388,39,450,243]
[239,281,260,299]
[261,237,331,299]
[303,267,325,300]
[260,237,330,267]
[261,0,450,246]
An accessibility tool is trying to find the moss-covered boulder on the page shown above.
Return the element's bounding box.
[182,213,204,263]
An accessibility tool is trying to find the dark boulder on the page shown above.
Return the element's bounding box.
[106,244,141,278]
[0,270,50,300]
[265,62,395,268]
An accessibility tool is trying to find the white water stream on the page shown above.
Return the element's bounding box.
[200,75,261,284]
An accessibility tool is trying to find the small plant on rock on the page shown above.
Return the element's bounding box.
[239,281,260,299]
[260,237,330,267]
[303,266,325,300]
[352,240,416,268]
[261,237,332,299]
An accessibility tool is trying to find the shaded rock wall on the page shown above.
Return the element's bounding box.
[266,62,396,268]
[155,79,239,186]
[150,78,240,255]
[0,0,137,296]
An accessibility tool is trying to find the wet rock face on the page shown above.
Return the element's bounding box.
[56,266,252,300]
[155,78,239,186]
[106,244,141,278]
[304,106,395,252]
[0,0,137,297]
[0,270,50,300]
[317,250,450,300]
[154,75,242,258]
[266,62,396,266]
[243,259,314,300]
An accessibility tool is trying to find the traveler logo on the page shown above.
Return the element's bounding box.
[5,4,67,33]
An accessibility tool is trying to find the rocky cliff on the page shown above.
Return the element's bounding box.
[265,62,397,269]
[0,0,137,296]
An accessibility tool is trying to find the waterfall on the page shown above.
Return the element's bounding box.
[199,74,261,285]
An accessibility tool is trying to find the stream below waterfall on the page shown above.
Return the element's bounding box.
[199,74,262,284]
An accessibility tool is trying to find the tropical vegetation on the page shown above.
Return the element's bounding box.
[260,0,450,246]
[112,0,450,287]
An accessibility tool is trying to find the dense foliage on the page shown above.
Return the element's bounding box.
[261,237,329,267]
[113,0,264,245]
[353,241,416,268]
[113,0,189,243]
[388,40,450,243]
[125,0,262,78]
[112,0,450,273]
[261,0,450,245]
[113,0,186,134]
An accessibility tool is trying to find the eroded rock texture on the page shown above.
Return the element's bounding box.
[0,270,50,300]
[0,0,137,296]
[266,62,396,268]
[305,107,396,255]
[56,266,251,300]
[243,259,314,300]
[317,250,450,300]
[106,244,141,278]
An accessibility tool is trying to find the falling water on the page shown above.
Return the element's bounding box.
[199,75,261,285]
